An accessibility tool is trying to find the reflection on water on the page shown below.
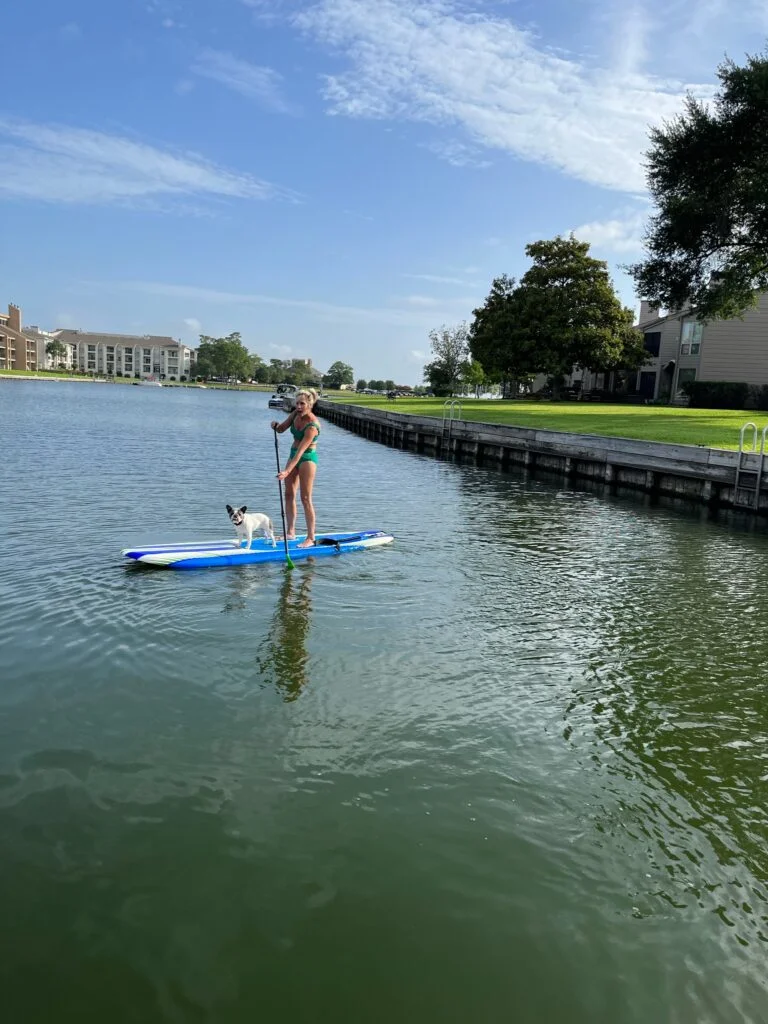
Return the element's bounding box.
[257,566,313,702]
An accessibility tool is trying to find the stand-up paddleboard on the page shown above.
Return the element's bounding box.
[122,530,394,569]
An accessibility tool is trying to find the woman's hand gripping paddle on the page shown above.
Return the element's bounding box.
[273,427,295,570]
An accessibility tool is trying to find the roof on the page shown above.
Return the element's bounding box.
[636,310,689,331]
[53,329,186,347]
[0,323,35,344]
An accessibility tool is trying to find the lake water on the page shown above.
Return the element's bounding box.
[1,380,768,1023]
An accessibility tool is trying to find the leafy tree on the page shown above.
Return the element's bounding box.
[628,51,768,320]
[323,361,354,388]
[295,363,322,386]
[194,339,217,379]
[469,274,535,391]
[251,355,270,383]
[356,378,367,390]
[195,333,252,380]
[384,379,395,391]
[509,237,643,396]
[45,339,68,368]
[423,323,470,397]
[462,359,486,396]
[368,379,384,391]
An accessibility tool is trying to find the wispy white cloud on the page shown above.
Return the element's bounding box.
[183,317,202,332]
[240,0,294,22]
[403,294,440,307]
[192,49,299,114]
[409,348,426,361]
[571,209,647,254]
[423,138,492,169]
[84,279,457,328]
[295,0,714,193]
[174,79,194,96]
[270,342,293,355]
[0,118,298,207]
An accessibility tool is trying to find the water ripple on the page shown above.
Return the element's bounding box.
[2,382,768,1021]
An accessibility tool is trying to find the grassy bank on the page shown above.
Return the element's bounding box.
[327,394,768,451]
[0,369,136,382]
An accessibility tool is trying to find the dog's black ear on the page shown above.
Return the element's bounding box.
[226,504,233,514]
[239,505,247,513]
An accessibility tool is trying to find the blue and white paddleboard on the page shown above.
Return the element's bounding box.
[122,530,394,569]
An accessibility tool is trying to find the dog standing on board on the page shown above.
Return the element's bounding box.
[226,505,276,548]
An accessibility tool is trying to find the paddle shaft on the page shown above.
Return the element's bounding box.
[273,427,295,570]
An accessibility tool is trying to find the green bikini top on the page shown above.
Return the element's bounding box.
[290,416,320,444]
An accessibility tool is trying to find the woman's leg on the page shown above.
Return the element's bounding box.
[284,468,300,539]
[297,461,317,546]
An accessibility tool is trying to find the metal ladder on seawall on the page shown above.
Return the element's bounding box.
[441,399,462,452]
[734,422,768,509]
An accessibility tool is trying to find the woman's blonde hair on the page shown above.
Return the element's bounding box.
[295,387,318,409]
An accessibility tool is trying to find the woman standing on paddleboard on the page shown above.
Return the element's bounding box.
[272,388,321,548]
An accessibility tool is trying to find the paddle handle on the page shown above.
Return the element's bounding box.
[273,427,295,570]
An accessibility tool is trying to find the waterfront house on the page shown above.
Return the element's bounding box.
[573,295,768,402]
[0,304,37,372]
[51,329,196,380]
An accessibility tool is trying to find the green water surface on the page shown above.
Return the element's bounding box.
[1,381,767,1023]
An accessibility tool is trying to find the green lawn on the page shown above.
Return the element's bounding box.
[327,394,768,451]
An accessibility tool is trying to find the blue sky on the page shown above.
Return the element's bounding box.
[1,0,765,382]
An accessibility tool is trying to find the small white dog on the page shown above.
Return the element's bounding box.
[226,504,276,548]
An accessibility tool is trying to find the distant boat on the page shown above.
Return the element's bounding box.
[268,394,284,408]
[135,377,163,387]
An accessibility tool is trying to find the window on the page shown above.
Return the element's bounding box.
[143,348,151,357]
[681,321,703,356]
[677,368,696,391]
[643,332,661,357]
[88,345,96,353]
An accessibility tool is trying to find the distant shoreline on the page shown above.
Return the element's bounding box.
[0,372,273,391]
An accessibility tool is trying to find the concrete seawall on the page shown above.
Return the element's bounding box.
[317,400,768,516]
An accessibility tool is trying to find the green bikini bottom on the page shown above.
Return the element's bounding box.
[290,446,318,466]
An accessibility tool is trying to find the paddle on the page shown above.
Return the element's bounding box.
[273,427,295,571]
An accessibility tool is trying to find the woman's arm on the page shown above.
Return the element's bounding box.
[271,411,295,433]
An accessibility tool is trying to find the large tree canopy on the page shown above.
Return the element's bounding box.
[468,273,537,385]
[628,52,768,320]
[471,238,643,391]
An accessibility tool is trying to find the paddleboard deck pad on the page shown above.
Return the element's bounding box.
[122,530,394,569]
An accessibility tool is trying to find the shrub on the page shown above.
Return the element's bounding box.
[683,380,749,409]
[180,375,187,382]
[169,375,176,381]
[115,371,123,377]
